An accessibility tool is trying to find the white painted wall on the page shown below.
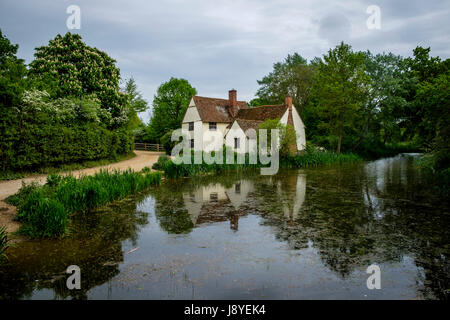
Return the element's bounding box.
[279,107,306,151]
[202,122,229,152]
[292,107,306,150]
[224,121,247,153]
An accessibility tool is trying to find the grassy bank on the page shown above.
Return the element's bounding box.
[0,152,137,181]
[154,149,363,179]
[6,169,162,238]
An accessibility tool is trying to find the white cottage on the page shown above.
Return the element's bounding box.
[181,89,306,153]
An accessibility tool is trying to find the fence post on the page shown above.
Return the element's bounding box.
[157,144,159,152]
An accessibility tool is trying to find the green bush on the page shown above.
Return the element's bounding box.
[19,194,67,238]
[152,155,171,170]
[1,123,134,172]
[11,170,162,238]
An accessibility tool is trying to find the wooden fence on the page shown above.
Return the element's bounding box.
[134,142,165,152]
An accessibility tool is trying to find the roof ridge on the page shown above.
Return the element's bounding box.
[194,95,246,103]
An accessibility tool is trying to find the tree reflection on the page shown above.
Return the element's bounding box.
[0,194,151,300]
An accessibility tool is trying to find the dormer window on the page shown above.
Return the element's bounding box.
[209,122,217,131]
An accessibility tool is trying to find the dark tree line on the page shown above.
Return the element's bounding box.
[0,31,148,172]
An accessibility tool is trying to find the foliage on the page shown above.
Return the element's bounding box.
[147,77,197,142]
[256,53,315,114]
[0,31,135,173]
[0,29,28,172]
[311,42,371,154]
[0,226,10,263]
[10,170,162,238]
[0,89,134,171]
[160,148,361,179]
[257,118,297,158]
[28,32,128,128]
[152,155,171,170]
[18,192,67,238]
[160,129,186,155]
[122,77,147,131]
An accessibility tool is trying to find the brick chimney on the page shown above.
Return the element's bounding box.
[285,96,293,110]
[228,89,238,117]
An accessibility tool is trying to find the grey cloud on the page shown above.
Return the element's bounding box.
[0,0,448,124]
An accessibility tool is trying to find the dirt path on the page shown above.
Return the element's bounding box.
[0,150,164,234]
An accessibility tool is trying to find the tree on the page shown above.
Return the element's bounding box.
[359,52,411,149]
[404,47,449,149]
[0,29,27,171]
[147,77,196,142]
[28,32,128,128]
[122,77,148,131]
[0,29,27,108]
[258,118,297,158]
[311,42,370,153]
[123,77,148,114]
[256,53,316,114]
[414,60,450,170]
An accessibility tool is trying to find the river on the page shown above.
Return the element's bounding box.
[0,154,448,300]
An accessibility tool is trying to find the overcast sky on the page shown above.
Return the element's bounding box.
[1,0,449,122]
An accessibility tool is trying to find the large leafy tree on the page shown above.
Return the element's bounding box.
[28,32,128,128]
[311,42,370,153]
[255,53,315,114]
[404,47,450,148]
[0,29,27,108]
[0,29,27,170]
[359,52,411,148]
[147,77,196,142]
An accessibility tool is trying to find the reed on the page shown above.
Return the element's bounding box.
[11,169,162,238]
[0,226,10,263]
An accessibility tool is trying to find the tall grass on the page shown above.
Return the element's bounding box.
[159,149,362,179]
[0,226,10,263]
[284,150,362,167]
[8,169,162,238]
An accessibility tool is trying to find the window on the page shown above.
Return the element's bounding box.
[210,192,218,202]
[209,122,217,131]
[190,139,194,149]
[188,122,194,131]
[234,137,240,149]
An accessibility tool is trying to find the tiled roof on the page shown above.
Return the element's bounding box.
[235,119,263,135]
[192,96,247,123]
[236,104,288,121]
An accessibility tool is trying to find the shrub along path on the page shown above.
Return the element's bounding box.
[0,150,164,234]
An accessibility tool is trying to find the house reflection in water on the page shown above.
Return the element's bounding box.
[276,173,306,226]
[182,180,255,231]
[182,172,307,230]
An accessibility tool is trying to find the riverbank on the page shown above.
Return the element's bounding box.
[0,151,164,237]
[6,169,162,238]
[158,150,363,178]
[2,154,447,299]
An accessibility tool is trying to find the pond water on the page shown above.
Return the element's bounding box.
[0,154,449,300]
